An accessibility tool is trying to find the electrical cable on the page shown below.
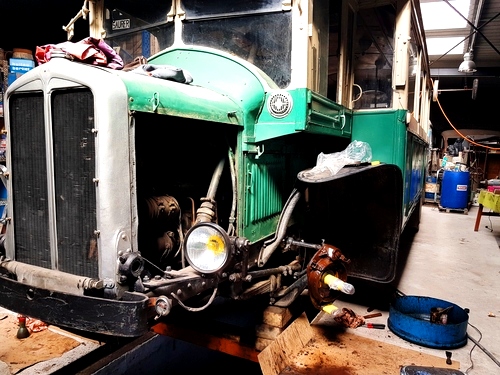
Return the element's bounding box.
[485,212,494,232]
[464,322,481,374]
[171,286,218,312]
[432,78,500,151]
[465,321,500,373]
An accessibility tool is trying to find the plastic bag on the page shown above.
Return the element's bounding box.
[309,140,372,176]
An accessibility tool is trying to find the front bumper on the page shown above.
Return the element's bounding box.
[0,274,150,337]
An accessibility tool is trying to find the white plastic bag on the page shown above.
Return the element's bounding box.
[310,140,372,176]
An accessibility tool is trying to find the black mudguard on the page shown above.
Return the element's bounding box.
[298,163,403,283]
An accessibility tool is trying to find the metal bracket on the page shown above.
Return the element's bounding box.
[151,92,160,112]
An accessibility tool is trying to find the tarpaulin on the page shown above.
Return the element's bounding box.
[35,37,123,69]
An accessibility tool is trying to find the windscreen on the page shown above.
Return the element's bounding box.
[182,0,292,88]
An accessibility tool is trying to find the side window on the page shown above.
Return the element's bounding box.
[352,5,395,109]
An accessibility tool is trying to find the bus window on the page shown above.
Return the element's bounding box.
[103,0,175,64]
[181,2,292,88]
[353,5,395,109]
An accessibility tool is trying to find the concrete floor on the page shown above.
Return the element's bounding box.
[398,203,500,374]
[316,202,500,375]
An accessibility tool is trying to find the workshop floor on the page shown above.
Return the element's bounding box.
[314,202,500,375]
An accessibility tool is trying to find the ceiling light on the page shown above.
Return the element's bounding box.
[458,51,477,73]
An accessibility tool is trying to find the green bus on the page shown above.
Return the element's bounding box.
[0,0,430,336]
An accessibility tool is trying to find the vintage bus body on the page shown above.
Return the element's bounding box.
[0,0,430,336]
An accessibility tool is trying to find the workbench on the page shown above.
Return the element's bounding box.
[474,190,500,231]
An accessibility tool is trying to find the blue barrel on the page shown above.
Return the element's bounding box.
[440,170,469,209]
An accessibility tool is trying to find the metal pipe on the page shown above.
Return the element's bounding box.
[196,157,226,223]
[0,259,103,295]
[206,157,226,200]
[247,262,301,279]
[227,147,237,236]
[258,189,302,266]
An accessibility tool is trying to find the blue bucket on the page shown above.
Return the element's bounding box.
[440,170,469,209]
[388,295,468,349]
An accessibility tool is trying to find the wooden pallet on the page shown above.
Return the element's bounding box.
[438,205,469,214]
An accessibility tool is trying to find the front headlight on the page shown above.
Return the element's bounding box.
[184,222,232,274]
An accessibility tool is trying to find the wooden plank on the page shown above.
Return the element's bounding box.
[261,305,293,327]
[258,313,314,375]
[279,325,461,375]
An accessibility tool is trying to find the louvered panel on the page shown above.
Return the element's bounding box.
[246,155,284,225]
[10,93,51,268]
[52,89,98,277]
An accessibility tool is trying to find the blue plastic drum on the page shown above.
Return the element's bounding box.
[388,295,469,349]
[440,170,469,209]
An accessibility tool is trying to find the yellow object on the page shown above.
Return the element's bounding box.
[478,190,500,213]
[323,273,342,289]
[371,160,381,165]
[322,304,339,315]
[322,273,355,295]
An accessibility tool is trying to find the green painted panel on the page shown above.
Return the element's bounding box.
[121,72,244,125]
[121,46,274,127]
[353,109,429,227]
[148,47,267,120]
[254,89,352,143]
[352,109,407,171]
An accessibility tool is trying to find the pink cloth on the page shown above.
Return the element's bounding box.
[36,37,123,70]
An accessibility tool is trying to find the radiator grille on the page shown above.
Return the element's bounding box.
[10,89,98,277]
[10,93,51,268]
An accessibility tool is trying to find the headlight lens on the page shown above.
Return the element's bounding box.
[184,222,231,274]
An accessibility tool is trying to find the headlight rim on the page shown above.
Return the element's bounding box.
[183,222,232,275]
